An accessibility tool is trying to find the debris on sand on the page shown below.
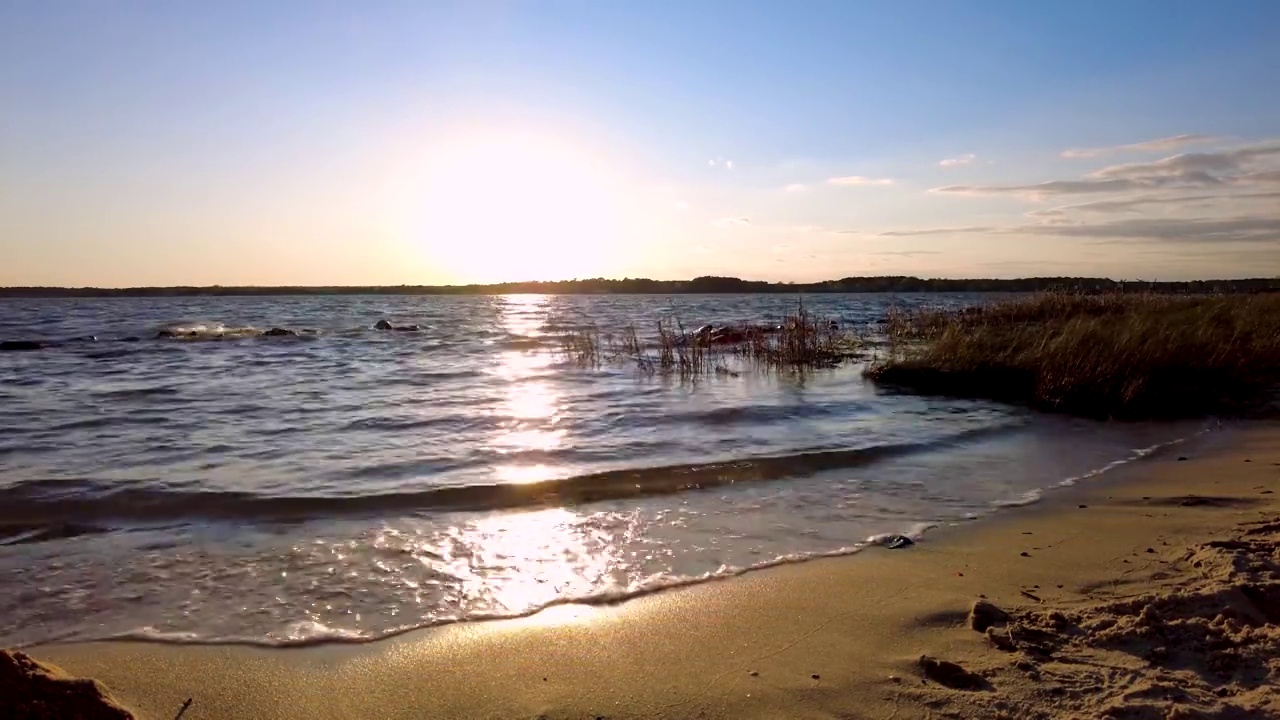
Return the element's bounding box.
[0,649,134,719]
[918,655,989,691]
[968,599,1009,632]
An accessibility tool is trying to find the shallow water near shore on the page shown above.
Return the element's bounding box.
[0,294,1208,647]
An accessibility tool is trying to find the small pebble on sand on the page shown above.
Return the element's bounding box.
[1020,552,1030,557]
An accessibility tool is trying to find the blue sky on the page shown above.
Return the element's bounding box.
[2,1,1279,286]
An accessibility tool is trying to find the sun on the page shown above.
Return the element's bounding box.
[410,131,626,283]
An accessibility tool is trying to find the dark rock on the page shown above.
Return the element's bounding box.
[117,336,141,343]
[969,600,1009,632]
[67,335,97,343]
[0,340,44,351]
[393,324,421,332]
[811,674,820,680]
[1020,551,1030,557]
[262,328,297,337]
[373,320,393,330]
[156,329,179,338]
[1177,456,1188,462]
[918,656,989,691]
[882,534,914,549]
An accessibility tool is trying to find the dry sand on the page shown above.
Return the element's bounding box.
[18,423,1280,720]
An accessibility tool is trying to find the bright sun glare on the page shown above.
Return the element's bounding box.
[412,132,626,284]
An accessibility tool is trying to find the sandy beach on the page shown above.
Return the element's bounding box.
[17,423,1280,719]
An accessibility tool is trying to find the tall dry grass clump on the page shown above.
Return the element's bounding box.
[867,293,1280,418]
[559,306,860,377]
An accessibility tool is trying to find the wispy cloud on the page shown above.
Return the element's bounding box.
[713,216,752,227]
[784,183,807,192]
[878,226,997,237]
[828,176,894,186]
[1061,133,1219,159]
[932,140,1280,198]
[869,250,944,257]
[933,179,1140,197]
[1027,191,1280,218]
[708,157,734,170]
[938,153,976,168]
[876,215,1280,244]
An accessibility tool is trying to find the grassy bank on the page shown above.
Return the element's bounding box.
[866,293,1280,418]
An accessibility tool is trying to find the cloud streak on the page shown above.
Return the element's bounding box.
[828,176,894,186]
[1027,191,1280,218]
[1061,134,1219,159]
[939,153,976,167]
[933,141,1280,198]
[877,214,1280,244]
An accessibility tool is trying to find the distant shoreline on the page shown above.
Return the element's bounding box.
[2,275,1277,298]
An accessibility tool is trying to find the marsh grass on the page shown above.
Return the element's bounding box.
[559,306,859,377]
[867,293,1280,418]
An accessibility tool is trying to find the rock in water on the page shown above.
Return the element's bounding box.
[969,599,1010,632]
[883,534,915,549]
[373,320,394,330]
[393,324,420,332]
[0,340,44,351]
[262,328,297,337]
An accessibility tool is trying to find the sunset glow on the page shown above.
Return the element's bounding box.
[409,133,628,283]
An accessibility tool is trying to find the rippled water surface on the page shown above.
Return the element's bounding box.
[0,294,1202,646]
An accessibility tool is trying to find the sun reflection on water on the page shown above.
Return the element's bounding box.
[455,507,615,615]
[490,294,565,484]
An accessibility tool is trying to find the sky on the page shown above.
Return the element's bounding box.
[2,1,1279,287]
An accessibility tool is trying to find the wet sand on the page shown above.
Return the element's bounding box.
[23,423,1280,720]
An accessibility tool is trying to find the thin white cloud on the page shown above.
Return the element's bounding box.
[708,157,734,170]
[784,183,807,192]
[1061,134,1219,159]
[828,176,894,186]
[879,226,998,237]
[939,153,976,168]
[933,179,1141,197]
[712,216,752,227]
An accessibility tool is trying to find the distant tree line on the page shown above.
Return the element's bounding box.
[1,275,1277,298]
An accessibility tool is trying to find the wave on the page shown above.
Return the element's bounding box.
[989,432,1204,509]
[17,426,1205,650]
[0,427,1011,526]
[100,529,928,648]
